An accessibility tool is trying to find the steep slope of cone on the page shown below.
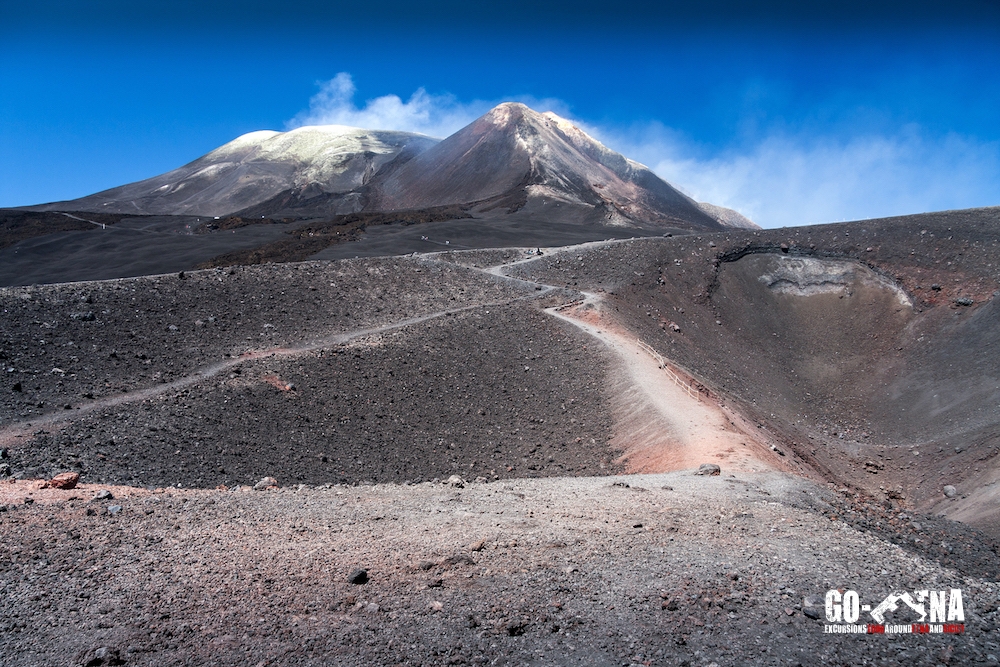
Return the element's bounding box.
[36,127,438,217]
[697,201,757,229]
[369,103,731,230]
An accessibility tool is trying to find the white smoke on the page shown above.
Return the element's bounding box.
[287,73,488,138]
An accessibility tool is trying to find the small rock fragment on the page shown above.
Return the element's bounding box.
[442,553,475,567]
[803,606,823,619]
[253,477,278,491]
[348,568,369,585]
[107,505,123,515]
[695,463,721,476]
[943,485,957,498]
[446,475,465,488]
[74,645,124,667]
[46,471,80,490]
[94,489,114,500]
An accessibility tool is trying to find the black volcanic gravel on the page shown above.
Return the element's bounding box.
[7,303,619,488]
[0,257,529,425]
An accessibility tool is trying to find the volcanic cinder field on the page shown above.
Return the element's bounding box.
[2,204,1000,666]
[2,103,1000,666]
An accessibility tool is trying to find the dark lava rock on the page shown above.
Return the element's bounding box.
[347,568,369,585]
[74,646,124,667]
[442,554,476,567]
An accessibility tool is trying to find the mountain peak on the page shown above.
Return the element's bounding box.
[369,103,728,230]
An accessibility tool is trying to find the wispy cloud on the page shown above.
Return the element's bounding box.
[582,124,1000,228]
[287,73,488,138]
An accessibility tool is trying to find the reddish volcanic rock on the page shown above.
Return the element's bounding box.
[45,472,80,490]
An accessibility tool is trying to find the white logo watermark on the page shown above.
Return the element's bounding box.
[823,588,965,634]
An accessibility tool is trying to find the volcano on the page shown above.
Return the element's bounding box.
[368,102,739,230]
[32,103,752,232]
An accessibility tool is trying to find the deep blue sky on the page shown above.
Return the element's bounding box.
[2,1,999,227]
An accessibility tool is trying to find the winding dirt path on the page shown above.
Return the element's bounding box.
[547,295,786,473]
[483,243,796,475]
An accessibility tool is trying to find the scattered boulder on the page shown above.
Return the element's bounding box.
[955,296,974,306]
[46,471,80,490]
[802,595,824,620]
[348,568,369,585]
[0,463,10,477]
[695,463,721,476]
[253,476,278,491]
[442,553,476,567]
[74,646,125,667]
[70,311,96,321]
[943,485,957,498]
[94,489,114,501]
[107,505,123,515]
[446,475,465,488]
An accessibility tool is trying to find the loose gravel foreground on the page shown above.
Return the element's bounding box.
[2,471,998,667]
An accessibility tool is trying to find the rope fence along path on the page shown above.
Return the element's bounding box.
[635,339,701,402]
